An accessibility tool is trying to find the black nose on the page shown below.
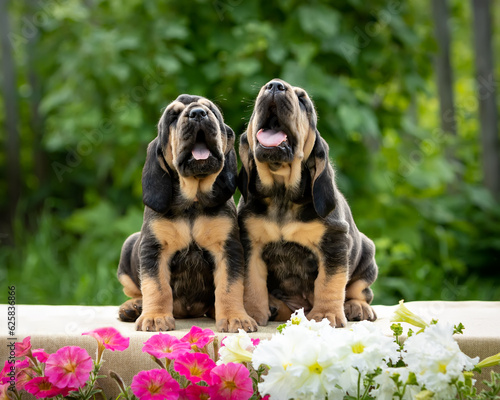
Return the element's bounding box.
[266,81,286,93]
[189,108,207,120]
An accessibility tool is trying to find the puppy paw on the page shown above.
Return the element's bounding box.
[135,313,176,332]
[307,307,347,328]
[246,308,271,327]
[118,298,143,322]
[216,313,258,333]
[344,299,377,321]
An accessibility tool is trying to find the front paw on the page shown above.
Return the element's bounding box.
[307,306,347,328]
[246,306,271,327]
[216,313,258,333]
[135,313,176,332]
[345,299,377,321]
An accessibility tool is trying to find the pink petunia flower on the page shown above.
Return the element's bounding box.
[24,376,75,398]
[251,338,260,346]
[174,352,215,384]
[181,326,215,350]
[178,384,210,400]
[15,358,37,391]
[143,332,191,360]
[15,337,32,358]
[209,362,253,400]
[0,383,10,400]
[131,369,180,400]
[45,346,93,389]
[32,349,50,363]
[0,361,12,385]
[82,327,130,352]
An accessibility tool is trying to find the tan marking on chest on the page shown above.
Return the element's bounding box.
[192,216,233,251]
[245,216,325,248]
[281,220,326,248]
[245,216,281,244]
[150,219,191,252]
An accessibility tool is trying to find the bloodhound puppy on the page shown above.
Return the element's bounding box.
[117,94,257,333]
[238,79,378,328]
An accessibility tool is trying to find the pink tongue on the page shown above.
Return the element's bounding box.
[192,142,210,160]
[257,129,287,147]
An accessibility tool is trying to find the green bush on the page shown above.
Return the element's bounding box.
[2,0,499,306]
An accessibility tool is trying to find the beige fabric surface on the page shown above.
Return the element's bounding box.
[1,301,499,397]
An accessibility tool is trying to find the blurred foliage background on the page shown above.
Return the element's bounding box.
[1,0,499,307]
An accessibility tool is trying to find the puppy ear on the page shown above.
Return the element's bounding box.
[310,132,336,218]
[238,132,253,201]
[207,147,238,207]
[142,137,172,214]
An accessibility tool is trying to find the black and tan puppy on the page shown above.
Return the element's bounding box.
[238,79,378,328]
[117,94,257,333]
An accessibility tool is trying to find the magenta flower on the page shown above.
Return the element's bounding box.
[181,326,215,349]
[251,338,260,346]
[45,346,93,389]
[179,384,210,400]
[143,332,191,360]
[15,358,37,390]
[0,383,10,400]
[0,361,11,384]
[209,362,253,400]
[32,348,50,363]
[131,369,180,400]
[82,327,130,352]
[15,336,32,358]
[174,352,215,384]
[25,376,74,398]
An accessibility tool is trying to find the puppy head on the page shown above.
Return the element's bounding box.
[159,94,234,178]
[248,79,317,168]
[240,80,336,218]
[142,95,236,213]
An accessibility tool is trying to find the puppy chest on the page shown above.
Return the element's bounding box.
[245,216,326,249]
[150,216,233,253]
[262,241,318,295]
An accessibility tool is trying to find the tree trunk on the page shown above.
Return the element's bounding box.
[432,0,456,136]
[27,0,48,188]
[0,0,22,229]
[472,0,500,201]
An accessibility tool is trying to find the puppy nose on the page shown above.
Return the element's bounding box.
[266,81,286,93]
[189,108,207,120]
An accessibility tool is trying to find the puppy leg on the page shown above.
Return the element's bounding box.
[212,240,257,333]
[135,247,176,332]
[118,274,143,322]
[345,236,377,321]
[345,280,377,321]
[193,217,257,333]
[117,233,143,322]
[268,294,293,321]
[307,267,348,328]
[243,246,272,326]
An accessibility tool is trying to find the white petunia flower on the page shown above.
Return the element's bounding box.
[403,322,479,400]
[371,366,420,400]
[218,329,256,364]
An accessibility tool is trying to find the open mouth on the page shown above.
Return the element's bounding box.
[191,130,211,161]
[256,107,292,149]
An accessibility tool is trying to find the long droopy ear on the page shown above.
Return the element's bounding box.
[237,132,254,201]
[142,137,172,214]
[310,132,336,218]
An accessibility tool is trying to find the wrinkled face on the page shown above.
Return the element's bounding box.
[159,94,229,178]
[248,79,317,168]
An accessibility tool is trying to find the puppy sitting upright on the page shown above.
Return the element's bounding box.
[238,79,378,328]
[118,94,257,333]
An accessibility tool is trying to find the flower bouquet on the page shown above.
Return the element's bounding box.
[2,301,499,400]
